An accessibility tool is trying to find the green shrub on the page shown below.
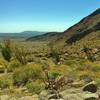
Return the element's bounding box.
[64,60,82,70]
[13,47,28,65]
[78,70,95,82]
[8,59,21,72]
[78,61,100,72]
[49,72,61,79]
[0,40,12,62]
[0,75,13,89]
[26,80,45,94]
[0,59,6,73]
[13,64,43,86]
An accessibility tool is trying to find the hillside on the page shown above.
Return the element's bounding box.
[55,8,100,47]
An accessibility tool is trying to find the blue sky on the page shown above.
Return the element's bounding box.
[0,0,100,33]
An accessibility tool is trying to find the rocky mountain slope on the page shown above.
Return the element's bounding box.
[27,8,100,49]
[55,8,100,47]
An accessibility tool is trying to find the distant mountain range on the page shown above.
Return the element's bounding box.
[27,8,100,49]
[0,31,45,39]
[26,32,62,41]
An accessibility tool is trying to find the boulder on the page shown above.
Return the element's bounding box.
[85,97,98,100]
[71,80,84,88]
[39,90,63,100]
[83,81,97,93]
[62,93,83,100]
[82,92,99,99]
[0,95,9,100]
[19,95,39,100]
[32,94,39,100]
[39,90,49,100]
[50,99,64,100]
[60,87,99,100]
[60,92,99,100]
[48,94,62,100]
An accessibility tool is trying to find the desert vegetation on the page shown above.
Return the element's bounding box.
[0,38,99,100]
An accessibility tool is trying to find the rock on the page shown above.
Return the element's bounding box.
[0,95,10,100]
[92,48,98,54]
[39,90,49,100]
[48,94,59,99]
[60,88,81,94]
[0,95,39,100]
[21,87,27,92]
[60,87,99,100]
[57,62,61,65]
[62,93,83,100]
[19,95,39,100]
[50,99,64,100]
[39,90,62,100]
[39,84,99,100]
[64,53,69,56]
[83,81,97,93]
[85,97,98,100]
[10,97,17,100]
[81,92,99,99]
[60,92,99,100]
[71,80,84,88]
[32,94,39,100]
[60,89,83,100]
[48,94,62,100]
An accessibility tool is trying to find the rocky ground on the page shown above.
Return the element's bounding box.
[0,81,100,100]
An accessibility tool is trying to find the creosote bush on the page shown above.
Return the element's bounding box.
[26,80,45,94]
[0,58,7,73]
[8,59,21,72]
[0,75,13,89]
[13,64,43,86]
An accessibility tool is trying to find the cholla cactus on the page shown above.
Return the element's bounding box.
[43,70,68,99]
